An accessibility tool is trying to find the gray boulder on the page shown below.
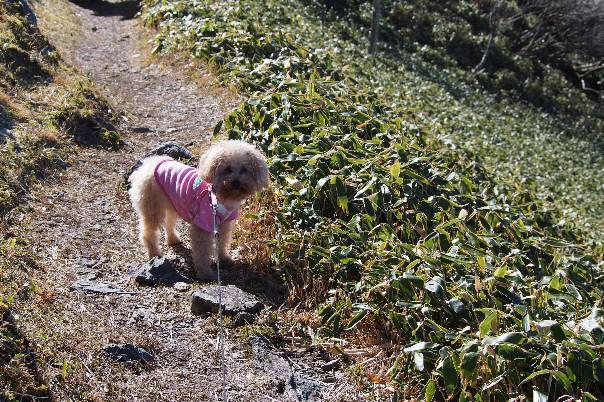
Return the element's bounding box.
[104,343,154,363]
[191,285,263,316]
[134,256,190,286]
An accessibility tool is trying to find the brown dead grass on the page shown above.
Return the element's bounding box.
[135,23,242,109]
[233,188,280,273]
[30,0,82,64]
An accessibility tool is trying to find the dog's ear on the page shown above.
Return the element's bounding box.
[198,146,223,182]
[248,150,269,191]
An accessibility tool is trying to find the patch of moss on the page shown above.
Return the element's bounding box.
[0,238,50,402]
[0,1,56,85]
[49,81,122,149]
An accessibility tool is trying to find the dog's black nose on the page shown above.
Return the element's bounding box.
[232,179,240,188]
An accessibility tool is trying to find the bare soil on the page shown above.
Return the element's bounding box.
[8,1,366,401]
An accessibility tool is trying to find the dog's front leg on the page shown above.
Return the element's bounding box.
[218,220,235,264]
[189,225,215,281]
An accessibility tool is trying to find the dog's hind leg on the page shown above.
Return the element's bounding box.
[140,218,162,258]
[164,208,181,246]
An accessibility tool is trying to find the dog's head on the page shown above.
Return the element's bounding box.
[198,140,269,203]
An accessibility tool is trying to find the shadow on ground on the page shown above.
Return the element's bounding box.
[221,262,287,307]
[69,0,141,20]
[169,245,286,307]
[0,103,15,144]
[0,309,52,401]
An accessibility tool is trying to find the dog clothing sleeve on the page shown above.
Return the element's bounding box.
[154,159,238,232]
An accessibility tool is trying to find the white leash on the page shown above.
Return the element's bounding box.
[211,200,228,402]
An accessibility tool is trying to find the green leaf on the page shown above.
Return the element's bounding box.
[337,195,349,212]
[390,161,401,179]
[479,310,498,338]
[442,355,458,395]
[404,342,440,353]
[520,369,572,392]
[345,309,367,330]
[482,332,524,346]
[460,351,479,378]
[493,265,508,278]
[424,378,436,402]
[594,358,604,386]
[213,120,223,138]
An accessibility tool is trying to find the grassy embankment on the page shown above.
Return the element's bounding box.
[0,1,119,399]
[142,0,604,400]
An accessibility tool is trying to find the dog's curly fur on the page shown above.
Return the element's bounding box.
[128,140,269,280]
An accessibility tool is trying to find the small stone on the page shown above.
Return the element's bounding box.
[250,336,324,401]
[191,285,263,316]
[54,157,71,169]
[0,127,14,143]
[321,359,340,372]
[130,126,151,133]
[104,343,154,363]
[134,256,190,287]
[173,281,191,292]
[124,142,196,189]
[272,378,286,394]
[128,307,156,325]
[71,279,133,295]
[233,311,256,327]
[75,256,104,271]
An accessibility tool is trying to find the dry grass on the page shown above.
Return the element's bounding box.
[30,0,82,64]
[233,188,279,273]
[1,1,384,399]
[136,20,241,110]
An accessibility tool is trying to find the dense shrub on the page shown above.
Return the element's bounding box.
[143,0,603,399]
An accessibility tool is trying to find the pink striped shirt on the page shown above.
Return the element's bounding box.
[153,159,237,232]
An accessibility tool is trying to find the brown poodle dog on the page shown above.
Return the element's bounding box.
[128,140,269,281]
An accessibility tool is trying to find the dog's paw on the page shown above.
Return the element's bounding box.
[167,235,182,247]
[194,270,215,282]
[218,254,236,267]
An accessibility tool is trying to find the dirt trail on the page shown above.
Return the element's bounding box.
[12,2,357,401]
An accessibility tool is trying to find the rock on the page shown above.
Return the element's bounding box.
[54,156,71,169]
[128,307,157,326]
[147,141,194,160]
[73,256,106,276]
[134,256,190,287]
[104,343,154,363]
[130,126,151,133]
[124,141,196,188]
[173,281,191,292]
[250,336,324,401]
[233,311,256,327]
[71,279,134,295]
[0,127,14,144]
[191,285,263,316]
[320,359,340,372]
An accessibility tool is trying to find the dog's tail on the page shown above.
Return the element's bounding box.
[124,141,198,190]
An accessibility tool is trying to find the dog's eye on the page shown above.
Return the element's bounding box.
[240,166,247,174]
[224,166,232,174]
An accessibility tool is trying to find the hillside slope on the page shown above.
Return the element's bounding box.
[3,1,365,400]
[309,0,604,241]
[1,1,121,399]
[143,0,604,399]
